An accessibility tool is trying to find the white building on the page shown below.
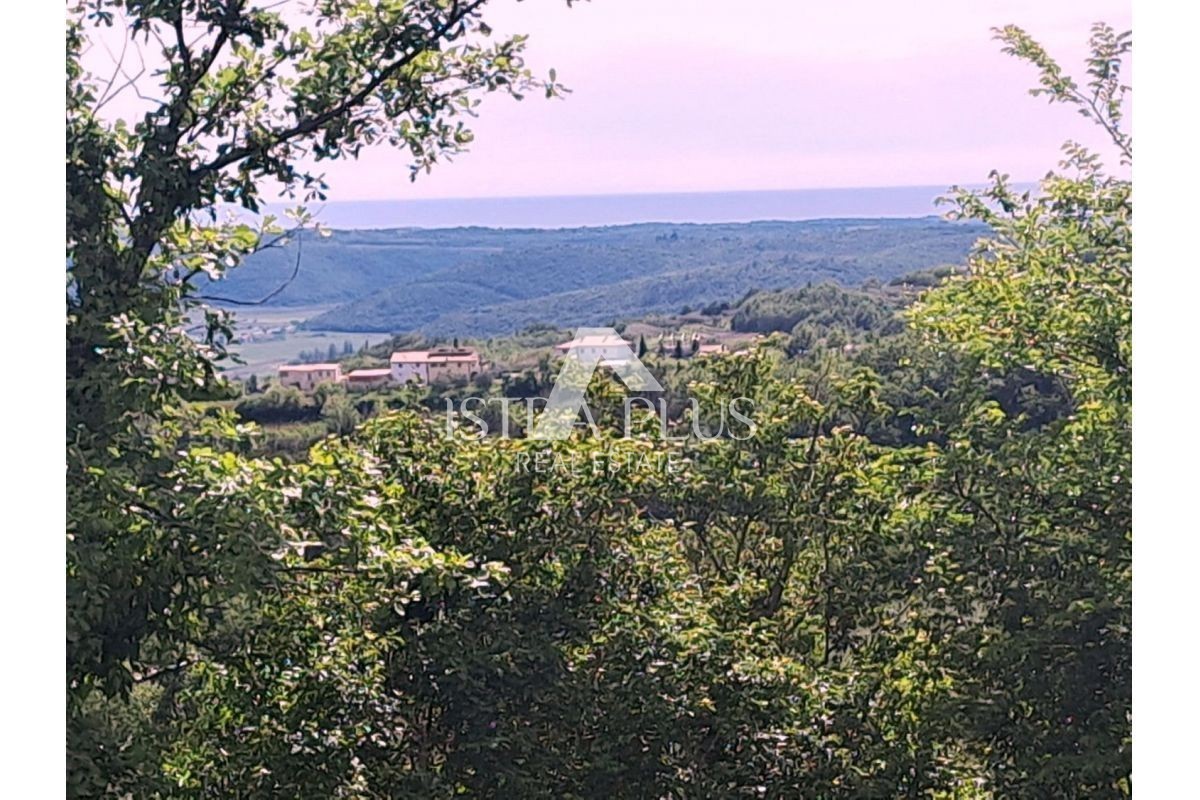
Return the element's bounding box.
[554,333,635,364]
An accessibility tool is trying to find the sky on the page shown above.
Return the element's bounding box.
[87,0,1132,200]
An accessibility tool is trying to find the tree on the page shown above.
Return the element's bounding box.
[245,373,258,394]
[637,334,647,358]
[320,392,362,436]
[902,23,1131,795]
[67,1,564,793]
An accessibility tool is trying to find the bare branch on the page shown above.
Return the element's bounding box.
[197,227,304,306]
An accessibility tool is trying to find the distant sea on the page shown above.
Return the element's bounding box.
[268,185,1016,230]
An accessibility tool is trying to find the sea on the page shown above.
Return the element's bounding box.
[265,185,1015,230]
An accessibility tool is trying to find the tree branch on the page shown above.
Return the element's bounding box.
[194,0,487,177]
[197,229,304,306]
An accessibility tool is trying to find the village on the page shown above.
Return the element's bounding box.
[276,331,734,392]
[277,346,484,392]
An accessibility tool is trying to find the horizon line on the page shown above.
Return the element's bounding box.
[276,180,1039,207]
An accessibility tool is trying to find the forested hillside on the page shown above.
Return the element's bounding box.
[210,218,983,335]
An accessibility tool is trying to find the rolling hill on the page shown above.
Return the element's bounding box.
[210,218,985,336]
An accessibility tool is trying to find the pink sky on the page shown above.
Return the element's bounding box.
[330,0,1131,199]
[88,0,1133,200]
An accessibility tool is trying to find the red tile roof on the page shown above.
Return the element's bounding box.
[347,368,391,380]
[390,348,480,364]
[279,363,340,372]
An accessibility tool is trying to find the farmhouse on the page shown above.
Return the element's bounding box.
[276,347,483,390]
[390,347,482,384]
[345,368,393,390]
[277,363,342,391]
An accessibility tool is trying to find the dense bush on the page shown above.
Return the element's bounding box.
[731,281,906,338]
[233,385,320,424]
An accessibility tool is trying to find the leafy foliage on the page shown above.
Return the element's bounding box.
[67,9,1130,799]
[67,0,561,793]
[731,281,907,338]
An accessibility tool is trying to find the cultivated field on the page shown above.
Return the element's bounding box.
[220,305,391,378]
